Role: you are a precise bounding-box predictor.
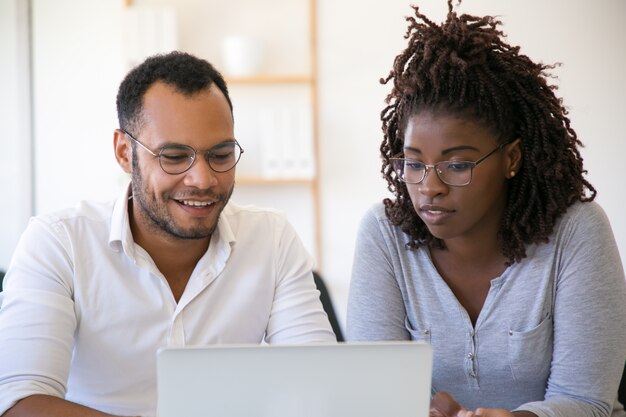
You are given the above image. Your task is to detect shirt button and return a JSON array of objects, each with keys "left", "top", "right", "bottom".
[
  {"left": 423, "top": 329, "right": 430, "bottom": 335},
  {"left": 509, "top": 329, "right": 514, "bottom": 336},
  {"left": 467, "top": 352, "right": 474, "bottom": 359}
]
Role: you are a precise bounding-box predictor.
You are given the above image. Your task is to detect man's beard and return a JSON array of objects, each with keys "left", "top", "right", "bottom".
[{"left": 130, "top": 152, "right": 233, "bottom": 240}]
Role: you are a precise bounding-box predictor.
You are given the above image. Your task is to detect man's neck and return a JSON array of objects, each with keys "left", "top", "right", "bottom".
[{"left": 128, "top": 204, "right": 211, "bottom": 302}]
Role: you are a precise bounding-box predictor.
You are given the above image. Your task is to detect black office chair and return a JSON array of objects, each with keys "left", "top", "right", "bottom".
[
  {"left": 313, "top": 271, "right": 344, "bottom": 342},
  {"left": 617, "top": 364, "right": 626, "bottom": 404}
]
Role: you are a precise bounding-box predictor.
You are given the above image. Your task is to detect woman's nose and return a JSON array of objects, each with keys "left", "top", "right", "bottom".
[{"left": 417, "top": 165, "right": 448, "bottom": 197}]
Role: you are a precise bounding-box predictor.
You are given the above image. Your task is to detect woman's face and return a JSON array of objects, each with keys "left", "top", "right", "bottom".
[{"left": 402, "top": 110, "right": 518, "bottom": 245}]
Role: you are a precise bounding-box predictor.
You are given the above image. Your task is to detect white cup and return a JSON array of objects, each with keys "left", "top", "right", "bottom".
[{"left": 221, "top": 36, "right": 263, "bottom": 77}]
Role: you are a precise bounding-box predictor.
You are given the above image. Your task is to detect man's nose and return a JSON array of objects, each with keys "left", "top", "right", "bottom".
[{"left": 182, "top": 154, "right": 219, "bottom": 189}]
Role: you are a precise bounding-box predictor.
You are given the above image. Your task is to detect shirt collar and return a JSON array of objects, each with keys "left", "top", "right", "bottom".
[
  {"left": 215, "top": 202, "right": 236, "bottom": 247},
  {"left": 108, "top": 182, "right": 134, "bottom": 254}
]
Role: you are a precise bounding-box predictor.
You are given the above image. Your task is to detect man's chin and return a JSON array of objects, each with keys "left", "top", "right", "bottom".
[
  {"left": 170, "top": 228, "right": 216, "bottom": 240},
  {"left": 163, "top": 220, "right": 218, "bottom": 240},
  {"left": 166, "top": 200, "right": 228, "bottom": 239}
]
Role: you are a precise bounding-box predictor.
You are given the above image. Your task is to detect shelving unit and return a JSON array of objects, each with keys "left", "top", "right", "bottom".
[
  {"left": 230, "top": 35, "right": 321, "bottom": 266},
  {"left": 219, "top": 0, "right": 321, "bottom": 264}
]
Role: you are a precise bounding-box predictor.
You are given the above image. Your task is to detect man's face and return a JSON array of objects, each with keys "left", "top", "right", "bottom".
[{"left": 129, "top": 81, "right": 236, "bottom": 241}]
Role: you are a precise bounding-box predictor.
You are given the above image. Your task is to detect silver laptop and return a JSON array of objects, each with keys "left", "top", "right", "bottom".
[{"left": 157, "top": 342, "right": 432, "bottom": 417}]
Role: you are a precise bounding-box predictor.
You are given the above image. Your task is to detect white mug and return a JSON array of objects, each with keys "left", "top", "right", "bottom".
[{"left": 221, "top": 36, "right": 263, "bottom": 77}]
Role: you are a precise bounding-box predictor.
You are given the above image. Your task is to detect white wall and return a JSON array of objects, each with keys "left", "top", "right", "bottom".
[
  {"left": 0, "top": 0, "right": 32, "bottom": 271},
  {"left": 2, "top": 0, "right": 625, "bottom": 332},
  {"left": 31, "top": 0, "right": 127, "bottom": 215}
]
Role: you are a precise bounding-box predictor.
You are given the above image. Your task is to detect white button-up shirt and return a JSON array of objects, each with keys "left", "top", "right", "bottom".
[{"left": 0, "top": 186, "right": 335, "bottom": 416}]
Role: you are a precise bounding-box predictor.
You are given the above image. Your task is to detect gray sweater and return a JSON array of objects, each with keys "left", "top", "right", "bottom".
[{"left": 347, "top": 201, "right": 626, "bottom": 417}]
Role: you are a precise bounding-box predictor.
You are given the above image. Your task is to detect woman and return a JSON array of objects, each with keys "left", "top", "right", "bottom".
[{"left": 346, "top": 2, "right": 626, "bottom": 417}]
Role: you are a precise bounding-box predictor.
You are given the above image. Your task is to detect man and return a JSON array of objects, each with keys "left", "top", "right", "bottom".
[{"left": 0, "top": 51, "right": 335, "bottom": 417}]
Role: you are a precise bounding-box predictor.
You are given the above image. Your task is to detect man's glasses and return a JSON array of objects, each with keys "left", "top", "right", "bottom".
[
  {"left": 122, "top": 129, "right": 244, "bottom": 175},
  {"left": 390, "top": 142, "right": 508, "bottom": 187}
]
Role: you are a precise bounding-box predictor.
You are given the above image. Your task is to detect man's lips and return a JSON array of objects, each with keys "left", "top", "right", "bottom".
[
  {"left": 175, "top": 199, "right": 216, "bottom": 207},
  {"left": 173, "top": 198, "right": 219, "bottom": 217}
]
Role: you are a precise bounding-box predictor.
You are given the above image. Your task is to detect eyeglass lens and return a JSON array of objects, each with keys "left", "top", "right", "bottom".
[
  {"left": 159, "top": 142, "right": 242, "bottom": 174},
  {"left": 392, "top": 160, "right": 474, "bottom": 186}
]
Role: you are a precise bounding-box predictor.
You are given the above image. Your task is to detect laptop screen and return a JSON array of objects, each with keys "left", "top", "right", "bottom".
[{"left": 157, "top": 342, "right": 432, "bottom": 417}]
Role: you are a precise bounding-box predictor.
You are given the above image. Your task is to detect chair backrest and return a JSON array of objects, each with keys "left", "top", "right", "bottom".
[
  {"left": 0, "top": 270, "right": 5, "bottom": 308},
  {"left": 313, "top": 270, "right": 344, "bottom": 342},
  {"left": 617, "top": 363, "right": 626, "bottom": 404}
]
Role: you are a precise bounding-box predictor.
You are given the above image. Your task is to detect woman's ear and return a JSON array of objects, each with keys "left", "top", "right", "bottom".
[
  {"left": 114, "top": 129, "right": 132, "bottom": 174},
  {"left": 504, "top": 138, "right": 522, "bottom": 179}
]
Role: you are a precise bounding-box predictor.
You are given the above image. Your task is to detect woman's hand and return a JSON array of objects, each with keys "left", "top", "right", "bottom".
[
  {"left": 430, "top": 393, "right": 535, "bottom": 417},
  {"left": 457, "top": 408, "right": 535, "bottom": 417},
  {"left": 429, "top": 392, "right": 463, "bottom": 417},
  {"left": 457, "top": 409, "right": 511, "bottom": 417}
]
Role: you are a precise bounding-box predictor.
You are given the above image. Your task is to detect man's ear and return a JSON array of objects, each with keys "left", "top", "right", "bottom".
[
  {"left": 114, "top": 129, "right": 132, "bottom": 174},
  {"left": 504, "top": 138, "right": 522, "bottom": 179}
]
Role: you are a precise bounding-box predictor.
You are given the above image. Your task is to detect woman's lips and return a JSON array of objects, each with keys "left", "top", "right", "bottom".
[{"left": 419, "top": 204, "right": 454, "bottom": 224}]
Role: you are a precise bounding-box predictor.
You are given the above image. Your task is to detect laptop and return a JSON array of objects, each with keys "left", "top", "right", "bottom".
[{"left": 157, "top": 342, "right": 432, "bottom": 417}]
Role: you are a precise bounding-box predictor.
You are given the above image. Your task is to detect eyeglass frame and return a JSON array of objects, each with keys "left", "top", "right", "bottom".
[
  {"left": 121, "top": 129, "right": 244, "bottom": 175},
  {"left": 389, "top": 141, "right": 511, "bottom": 187}
]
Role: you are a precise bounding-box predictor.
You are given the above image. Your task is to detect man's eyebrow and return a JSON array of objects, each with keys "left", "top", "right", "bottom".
[{"left": 159, "top": 139, "right": 236, "bottom": 149}]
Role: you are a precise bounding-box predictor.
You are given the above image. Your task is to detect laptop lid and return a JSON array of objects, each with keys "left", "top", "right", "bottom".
[{"left": 157, "top": 342, "right": 432, "bottom": 417}]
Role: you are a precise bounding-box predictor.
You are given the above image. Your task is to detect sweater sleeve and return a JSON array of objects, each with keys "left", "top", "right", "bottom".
[
  {"left": 515, "top": 202, "right": 626, "bottom": 417},
  {"left": 346, "top": 205, "right": 411, "bottom": 341}
]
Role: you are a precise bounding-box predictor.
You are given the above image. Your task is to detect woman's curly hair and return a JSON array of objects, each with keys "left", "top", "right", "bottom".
[{"left": 380, "top": 1, "right": 596, "bottom": 263}]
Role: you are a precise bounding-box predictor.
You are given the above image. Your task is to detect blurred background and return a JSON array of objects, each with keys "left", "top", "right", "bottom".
[{"left": 1, "top": 0, "right": 625, "bottom": 332}]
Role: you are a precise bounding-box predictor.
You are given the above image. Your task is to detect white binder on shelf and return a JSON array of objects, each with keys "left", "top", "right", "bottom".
[
  {"left": 258, "top": 105, "right": 314, "bottom": 179},
  {"left": 294, "top": 107, "right": 315, "bottom": 179},
  {"left": 258, "top": 108, "right": 282, "bottom": 179}
]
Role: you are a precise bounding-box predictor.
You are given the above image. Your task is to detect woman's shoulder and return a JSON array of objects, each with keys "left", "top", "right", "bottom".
[
  {"left": 359, "top": 202, "right": 395, "bottom": 232},
  {"left": 364, "top": 201, "right": 388, "bottom": 219},
  {"left": 540, "top": 200, "right": 621, "bottom": 261},
  {"left": 555, "top": 200, "right": 610, "bottom": 232},
  {"left": 357, "top": 201, "right": 418, "bottom": 249}
]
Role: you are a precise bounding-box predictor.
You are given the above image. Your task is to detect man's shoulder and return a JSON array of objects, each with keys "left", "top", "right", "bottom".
[
  {"left": 222, "top": 201, "right": 287, "bottom": 225},
  {"left": 218, "top": 201, "right": 293, "bottom": 246},
  {"left": 35, "top": 198, "right": 116, "bottom": 228}
]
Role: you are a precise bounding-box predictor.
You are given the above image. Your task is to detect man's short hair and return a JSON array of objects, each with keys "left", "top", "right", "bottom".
[{"left": 116, "top": 51, "right": 232, "bottom": 133}]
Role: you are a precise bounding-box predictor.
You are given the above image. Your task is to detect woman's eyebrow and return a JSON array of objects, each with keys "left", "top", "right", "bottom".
[
  {"left": 403, "top": 145, "right": 480, "bottom": 155},
  {"left": 441, "top": 145, "right": 480, "bottom": 155}
]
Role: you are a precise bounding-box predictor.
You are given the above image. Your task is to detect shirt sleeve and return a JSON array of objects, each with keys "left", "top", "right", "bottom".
[
  {"left": 264, "top": 217, "right": 337, "bottom": 344},
  {"left": 515, "top": 202, "right": 626, "bottom": 417},
  {"left": 346, "top": 206, "right": 411, "bottom": 341},
  {"left": 0, "top": 217, "right": 78, "bottom": 415}
]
